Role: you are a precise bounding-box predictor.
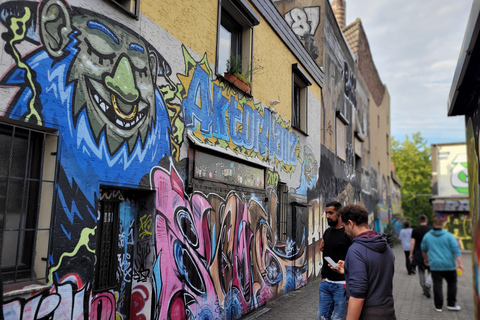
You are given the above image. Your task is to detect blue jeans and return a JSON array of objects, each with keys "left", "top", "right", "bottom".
[{"left": 318, "top": 281, "right": 347, "bottom": 320}]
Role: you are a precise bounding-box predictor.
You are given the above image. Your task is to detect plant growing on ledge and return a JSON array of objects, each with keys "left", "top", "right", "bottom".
[{"left": 224, "top": 55, "right": 263, "bottom": 93}]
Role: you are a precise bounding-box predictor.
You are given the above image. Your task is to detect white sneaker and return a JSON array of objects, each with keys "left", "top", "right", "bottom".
[
  {"left": 435, "top": 308, "right": 442, "bottom": 312},
  {"left": 447, "top": 305, "right": 461, "bottom": 311}
]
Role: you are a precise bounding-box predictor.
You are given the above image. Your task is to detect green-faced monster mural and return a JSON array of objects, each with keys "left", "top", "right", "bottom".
[{"left": 0, "top": 0, "right": 171, "bottom": 283}]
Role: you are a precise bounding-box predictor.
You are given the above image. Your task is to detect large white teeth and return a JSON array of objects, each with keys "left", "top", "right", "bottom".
[{"left": 94, "top": 90, "right": 141, "bottom": 129}]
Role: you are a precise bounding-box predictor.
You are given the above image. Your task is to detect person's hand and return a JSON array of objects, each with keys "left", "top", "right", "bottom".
[
  {"left": 409, "top": 253, "right": 413, "bottom": 261},
  {"left": 329, "top": 260, "right": 345, "bottom": 274},
  {"left": 458, "top": 264, "right": 464, "bottom": 272},
  {"left": 423, "top": 258, "right": 429, "bottom": 266}
]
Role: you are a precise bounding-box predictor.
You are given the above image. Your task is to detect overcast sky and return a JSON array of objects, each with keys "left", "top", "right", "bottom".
[{"left": 345, "top": 1, "right": 473, "bottom": 146}]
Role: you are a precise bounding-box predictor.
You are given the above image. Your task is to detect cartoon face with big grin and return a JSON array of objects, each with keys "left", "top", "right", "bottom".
[
  {"left": 1, "top": 0, "right": 171, "bottom": 203},
  {"left": 68, "top": 16, "right": 159, "bottom": 154}
]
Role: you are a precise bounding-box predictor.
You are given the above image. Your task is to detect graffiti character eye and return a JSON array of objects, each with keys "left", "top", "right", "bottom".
[
  {"left": 168, "top": 291, "right": 196, "bottom": 320},
  {"left": 85, "top": 38, "right": 115, "bottom": 64},
  {"left": 173, "top": 241, "right": 206, "bottom": 295},
  {"left": 135, "top": 67, "right": 148, "bottom": 78},
  {"left": 175, "top": 208, "right": 199, "bottom": 249}
]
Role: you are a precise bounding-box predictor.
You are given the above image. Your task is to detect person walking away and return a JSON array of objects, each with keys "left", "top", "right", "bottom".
[
  {"left": 409, "top": 214, "right": 432, "bottom": 298},
  {"left": 421, "top": 216, "right": 463, "bottom": 312},
  {"left": 318, "top": 201, "right": 352, "bottom": 320},
  {"left": 398, "top": 220, "right": 415, "bottom": 275},
  {"left": 332, "top": 204, "right": 396, "bottom": 320}
]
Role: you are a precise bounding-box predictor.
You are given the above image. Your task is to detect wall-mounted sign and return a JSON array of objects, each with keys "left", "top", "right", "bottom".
[
  {"left": 432, "top": 200, "right": 469, "bottom": 212},
  {"left": 194, "top": 150, "right": 264, "bottom": 189},
  {"left": 436, "top": 144, "right": 468, "bottom": 197}
]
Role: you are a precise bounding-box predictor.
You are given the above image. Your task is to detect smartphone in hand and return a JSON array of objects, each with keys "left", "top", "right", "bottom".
[{"left": 325, "top": 256, "right": 339, "bottom": 269}]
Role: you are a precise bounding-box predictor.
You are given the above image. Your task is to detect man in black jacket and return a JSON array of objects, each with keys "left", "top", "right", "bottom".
[
  {"left": 318, "top": 201, "right": 352, "bottom": 320},
  {"left": 409, "top": 214, "right": 432, "bottom": 298}
]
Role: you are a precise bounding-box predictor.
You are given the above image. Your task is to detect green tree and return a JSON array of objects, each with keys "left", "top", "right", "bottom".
[{"left": 390, "top": 132, "right": 433, "bottom": 224}]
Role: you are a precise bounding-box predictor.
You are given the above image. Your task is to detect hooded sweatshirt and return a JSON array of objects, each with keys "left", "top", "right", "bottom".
[
  {"left": 344, "top": 231, "right": 395, "bottom": 309},
  {"left": 421, "top": 228, "right": 461, "bottom": 271}
]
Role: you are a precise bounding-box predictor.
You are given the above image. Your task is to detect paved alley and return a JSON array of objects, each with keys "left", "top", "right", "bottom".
[{"left": 243, "top": 246, "right": 474, "bottom": 320}]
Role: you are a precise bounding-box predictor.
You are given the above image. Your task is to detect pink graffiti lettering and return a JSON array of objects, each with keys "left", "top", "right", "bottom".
[
  {"left": 130, "top": 285, "right": 149, "bottom": 320},
  {"left": 90, "top": 292, "right": 116, "bottom": 320},
  {"left": 151, "top": 165, "right": 307, "bottom": 319}
]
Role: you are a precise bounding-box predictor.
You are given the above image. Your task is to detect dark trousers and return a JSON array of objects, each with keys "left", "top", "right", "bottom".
[
  {"left": 403, "top": 251, "right": 414, "bottom": 274},
  {"left": 432, "top": 270, "right": 457, "bottom": 309},
  {"left": 359, "top": 304, "right": 397, "bottom": 320}
]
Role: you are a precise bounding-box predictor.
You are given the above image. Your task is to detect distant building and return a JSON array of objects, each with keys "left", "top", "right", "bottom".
[
  {"left": 274, "top": 0, "right": 396, "bottom": 233},
  {"left": 0, "top": 0, "right": 397, "bottom": 318}
]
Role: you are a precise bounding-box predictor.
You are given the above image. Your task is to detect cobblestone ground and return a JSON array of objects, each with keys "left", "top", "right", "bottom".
[{"left": 242, "top": 245, "right": 475, "bottom": 320}]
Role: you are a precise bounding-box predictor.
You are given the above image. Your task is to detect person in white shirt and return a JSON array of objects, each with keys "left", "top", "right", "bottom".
[{"left": 398, "top": 220, "right": 415, "bottom": 275}]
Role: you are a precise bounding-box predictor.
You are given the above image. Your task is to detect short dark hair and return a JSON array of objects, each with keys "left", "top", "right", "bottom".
[
  {"left": 339, "top": 204, "right": 368, "bottom": 226},
  {"left": 418, "top": 214, "right": 427, "bottom": 223},
  {"left": 432, "top": 216, "right": 444, "bottom": 227},
  {"left": 325, "top": 201, "right": 342, "bottom": 211},
  {"left": 403, "top": 220, "right": 410, "bottom": 228}
]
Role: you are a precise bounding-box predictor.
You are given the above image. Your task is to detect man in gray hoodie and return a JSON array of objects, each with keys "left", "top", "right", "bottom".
[{"left": 333, "top": 204, "right": 396, "bottom": 320}]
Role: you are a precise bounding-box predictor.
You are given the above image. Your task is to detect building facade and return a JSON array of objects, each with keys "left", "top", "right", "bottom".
[
  {"left": 448, "top": 1, "right": 480, "bottom": 316},
  {"left": 0, "top": 0, "right": 395, "bottom": 319}
]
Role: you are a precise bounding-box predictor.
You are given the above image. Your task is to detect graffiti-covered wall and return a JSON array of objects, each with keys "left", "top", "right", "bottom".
[
  {"left": 445, "top": 2, "right": 479, "bottom": 316},
  {"left": 0, "top": 0, "right": 321, "bottom": 319},
  {"left": 274, "top": 0, "right": 392, "bottom": 230},
  {"left": 465, "top": 118, "right": 480, "bottom": 316},
  {"left": 0, "top": 0, "right": 393, "bottom": 319},
  {"left": 391, "top": 174, "right": 402, "bottom": 217}
]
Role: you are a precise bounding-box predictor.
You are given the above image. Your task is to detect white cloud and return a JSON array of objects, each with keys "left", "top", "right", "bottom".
[
  {"left": 429, "top": 60, "right": 457, "bottom": 71},
  {"left": 346, "top": 0, "right": 472, "bottom": 145}
]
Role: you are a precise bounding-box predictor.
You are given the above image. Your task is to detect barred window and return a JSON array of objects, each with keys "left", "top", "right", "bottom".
[
  {"left": 0, "top": 122, "right": 57, "bottom": 284},
  {"left": 277, "top": 182, "right": 288, "bottom": 243},
  {"left": 292, "top": 64, "right": 311, "bottom": 134}
]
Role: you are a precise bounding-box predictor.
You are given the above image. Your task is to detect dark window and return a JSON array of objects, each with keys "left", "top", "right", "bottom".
[
  {"left": 0, "top": 123, "right": 57, "bottom": 283},
  {"left": 355, "top": 154, "right": 362, "bottom": 172},
  {"left": 336, "top": 118, "right": 346, "bottom": 160},
  {"left": 108, "top": 0, "right": 139, "bottom": 18},
  {"left": 292, "top": 64, "right": 311, "bottom": 133},
  {"left": 219, "top": 11, "right": 243, "bottom": 75},
  {"left": 277, "top": 182, "right": 288, "bottom": 243},
  {"left": 95, "top": 199, "right": 119, "bottom": 290},
  {"left": 217, "top": 0, "right": 260, "bottom": 82},
  {"left": 293, "top": 83, "right": 301, "bottom": 129},
  {"left": 386, "top": 134, "right": 390, "bottom": 155}
]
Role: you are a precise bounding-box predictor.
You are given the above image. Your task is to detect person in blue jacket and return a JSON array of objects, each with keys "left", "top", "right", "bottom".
[
  {"left": 421, "top": 216, "right": 464, "bottom": 312},
  {"left": 330, "top": 204, "right": 396, "bottom": 320}
]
